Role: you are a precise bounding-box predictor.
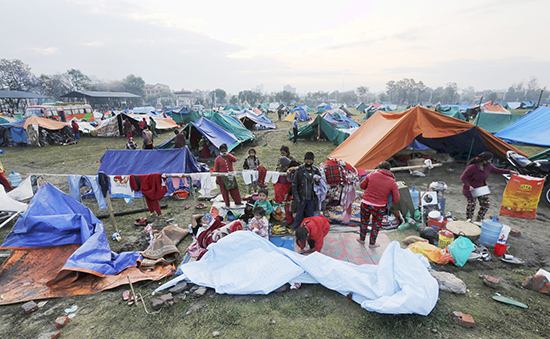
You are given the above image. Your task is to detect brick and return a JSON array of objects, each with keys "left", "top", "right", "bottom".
[
  {"left": 159, "top": 293, "right": 173, "bottom": 302},
  {"left": 452, "top": 311, "right": 475, "bottom": 327},
  {"left": 482, "top": 275, "right": 500, "bottom": 288},
  {"left": 510, "top": 228, "right": 521, "bottom": 237},
  {"left": 169, "top": 282, "right": 188, "bottom": 294},
  {"left": 22, "top": 301, "right": 38, "bottom": 314},
  {"left": 151, "top": 299, "right": 164, "bottom": 309},
  {"left": 55, "top": 316, "right": 69, "bottom": 328},
  {"left": 193, "top": 286, "right": 207, "bottom": 297}
]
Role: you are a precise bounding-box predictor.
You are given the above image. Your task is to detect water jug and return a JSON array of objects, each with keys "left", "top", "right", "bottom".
[
  {"left": 479, "top": 215, "right": 503, "bottom": 248},
  {"left": 438, "top": 195, "right": 446, "bottom": 215},
  {"left": 9, "top": 170, "right": 21, "bottom": 187},
  {"left": 410, "top": 187, "right": 420, "bottom": 210}
]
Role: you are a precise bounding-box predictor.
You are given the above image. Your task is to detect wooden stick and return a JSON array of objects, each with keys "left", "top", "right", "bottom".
[
  {"left": 104, "top": 192, "right": 118, "bottom": 232},
  {"left": 127, "top": 275, "right": 137, "bottom": 307}
]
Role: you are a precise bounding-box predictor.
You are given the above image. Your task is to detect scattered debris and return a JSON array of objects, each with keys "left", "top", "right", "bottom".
[
  {"left": 193, "top": 286, "right": 207, "bottom": 297},
  {"left": 159, "top": 293, "right": 173, "bottom": 303},
  {"left": 169, "top": 282, "right": 188, "bottom": 294},
  {"left": 37, "top": 331, "right": 61, "bottom": 339},
  {"left": 64, "top": 305, "right": 78, "bottom": 314},
  {"left": 22, "top": 301, "right": 39, "bottom": 314},
  {"left": 430, "top": 271, "right": 466, "bottom": 294},
  {"left": 452, "top": 311, "right": 475, "bottom": 327},
  {"left": 522, "top": 274, "right": 550, "bottom": 294},
  {"left": 151, "top": 299, "right": 164, "bottom": 309},
  {"left": 270, "top": 318, "right": 276, "bottom": 324},
  {"left": 480, "top": 275, "right": 500, "bottom": 288},
  {"left": 212, "top": 331, "right": 220, "bottom": 337},
  {"left": 55, "top": 316, "right": 69, "bottom": 328},
  {"left": 492, "top": 295, "right": 528, "bottom": 309},
  {"left": 37, "top": 301, "right": 48, "bottom": 308},
  {"left": 509, "top": 228, "right": 521, "bottom": 237}
]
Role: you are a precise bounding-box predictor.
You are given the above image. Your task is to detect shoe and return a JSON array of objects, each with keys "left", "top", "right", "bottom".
[
  {"left": 195, "top": 203, "right": 207, "bottom": 209},
  {"left": 134, "top": 217, "right": 147, "bottom": 226},
  {"left": 356, "top": 238, "right": 365, "bottom": 244},
  {"left": 184, "top": 204, "right": 191, "bottom": 210},
  {"left": 501, "top": 254, "right": 525, "bottom": 265}
]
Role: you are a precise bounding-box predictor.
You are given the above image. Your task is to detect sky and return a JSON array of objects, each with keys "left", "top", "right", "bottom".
[{"left": 1, "top": 0, "right": 549, "bottom": 95}]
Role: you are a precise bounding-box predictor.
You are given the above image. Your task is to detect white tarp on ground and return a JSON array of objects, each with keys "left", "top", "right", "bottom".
[
  {"left": 7, "top": 176, "right": 34, "bottom": 201},
  {"left": 154, "top": 231, "right": 439, "bottom": 315},
  {"left": 0, "top": 184, "right": 28, "bottom": 212}
]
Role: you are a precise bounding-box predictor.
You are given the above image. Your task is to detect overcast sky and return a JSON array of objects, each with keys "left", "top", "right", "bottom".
[{"left": 1, "top": 0, "right": 549, "bottom": 95}]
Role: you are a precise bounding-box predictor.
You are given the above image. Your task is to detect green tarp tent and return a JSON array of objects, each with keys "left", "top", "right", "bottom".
[
  {"left": 529, "top": 148, "right": 550, "bottom": 161},
  {"left": 202, "top": 111, "right": 255, "bottom": 142},
  {"left": 289, "top": 115, "right": 351, "bottom": 145},
  {"left": 472, "top": 112, "right": 524, "bottom": 134},
  {"left": 436, "top": 106, "right": 465, "bottom": 121},
  {"left": 171, "top": 110, "right": 202, "bottom": 125}
]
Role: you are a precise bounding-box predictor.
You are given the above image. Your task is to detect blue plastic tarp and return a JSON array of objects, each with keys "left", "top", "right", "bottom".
[
  {"left": 154, "top": 232, "right": 439, "bottom": 315},
  {"left": 237, "top": 111, "right": 276, "bottom": 129},
  {"left": 192, "top": 117, "right": 240, "bottom": 151},
  {"left": 495, "top": 107, "right": 550, "bottom": 147},
  {"left": 98, "top": 148, "right": 206, "bottom": 175},
  {"left": 0, "top": 119, "right": 27, "bottom": 143},
  {"left": 0, "top": 183, "right": 141, "bottom": 276}
]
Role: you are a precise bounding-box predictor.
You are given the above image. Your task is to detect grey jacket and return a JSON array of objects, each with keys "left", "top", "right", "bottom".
[{"left": 291, "top": 164, "right": 321, "bottom": 201}]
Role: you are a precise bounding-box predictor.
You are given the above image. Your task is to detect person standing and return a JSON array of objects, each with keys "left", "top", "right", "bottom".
[
  {"left": 174, "top": 129, "right": 187, "bottom": 148},
  {"left": 123, "top": 118, "right": 134, "bottom": 138},
  {"left": 215, "top": 143, "right": 242, "bottom": 207},
  {"left": 71, "top": 120, "right": 80, "bottom": 139},
  {"left": 142, "top": 126, "right": 154, "bottom": 149},
  {"left": 461, "top": 152, "right": 517, "bottom": 222},
  {"left": 292, "top": 152, "right": 321, "bottom": 230},
  {"left": 292, "top": 116, "right": 299, "bottom": 144},
  {"left": 138, "top": 117, "right": 147, "bottom": 132},
  {"left": 358, "top": 161, "right": 400, "bottom": 247},
  {"left": 149, "top": 117, "right": 158, "bottom": 137}
]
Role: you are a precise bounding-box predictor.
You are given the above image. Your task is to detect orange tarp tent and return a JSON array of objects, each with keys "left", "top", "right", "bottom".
[
  {"left": 23, "top": 116, "right": 69, "bottom": 130},
  {"left": 328, "top": 106, "right": 527, "bottom": 170}
]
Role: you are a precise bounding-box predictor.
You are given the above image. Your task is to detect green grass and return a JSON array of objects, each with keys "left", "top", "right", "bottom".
[{"left": 0, "top": 113, "right": 550, "bottom": 339}]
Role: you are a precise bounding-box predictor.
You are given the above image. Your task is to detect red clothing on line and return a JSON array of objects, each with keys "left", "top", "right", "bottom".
[{"left": 129, "top": 173, "right": 167, "bottom": 215}]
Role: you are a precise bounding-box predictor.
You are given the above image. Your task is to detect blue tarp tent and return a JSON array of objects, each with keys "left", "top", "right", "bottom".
[
  {"left": 495, "top": 107, "right": 550, "bottom": 147},
  {"left": 236, "top": 111, "right": 276, "bottom": 129},
  {"left": 0, "top": 119, "right": 27, "bottom": 145},
  {"left": 98, "top": 148, "right": 207, "bottom": 175},
  {"left": 0, "top": 182, "right": 141, "bottom": 276},
  {"left": 284, "top": 106, "right": 311, "bottom": 122},
  {"left": 190, "top": 117, "right": 241, "bottom": 151}
]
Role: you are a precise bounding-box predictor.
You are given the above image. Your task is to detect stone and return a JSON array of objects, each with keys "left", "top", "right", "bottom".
[
  {"left": 159, "top": 293, "right": 173, "bottom": 302},
  {"left": 55, "top": 316, "right": 69, "bottom": 328},
  {"left": 151, "top": 299, "right": 165, "bottom": 309},
  {"left": 452, "top": 311, "right": 475, "bottom": 327},
  {"left": 481, "top": 275, "right": 500, "bottom": 288},
  {"left": 430, "top": 271, "right": 467, "bottom": 294},
  {"left": 193, "top": 286, "right": 207, "bottom": 297},
  {"left": 37, "top": 331, "right": 61, "bottom": 339},
  {"left": 22, "top": 301, "right": 39, "bottom": 314},
  {"left": 169, "top": 282, "right": 188, "bottom": 294},
  {"left": 212, "top": 331, "right": 220, "bottom": 337},
  {"left": 510, "top": 228, "right": 521, "bottom": 237}
]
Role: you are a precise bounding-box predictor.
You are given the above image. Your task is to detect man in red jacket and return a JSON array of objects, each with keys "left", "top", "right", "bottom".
[
  {"left": 359, "top": 161, "right": 400, "bottom": 247},
  {"left": 295, "top": 215, "right": 330, "bottom": 254}
]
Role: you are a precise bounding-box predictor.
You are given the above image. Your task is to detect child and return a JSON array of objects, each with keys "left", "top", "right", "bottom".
[
  {"left": 253, "top": 188, "right": 273, "bottom": 219},
  {"left": 295, "top": 215, "right": 330, "bottom": 254},
  {"left": 243, "top": 148, "right": 260, "bottom": 193},
  {"left": 248, "top": 206, "right": 269, "bottom": 239}
]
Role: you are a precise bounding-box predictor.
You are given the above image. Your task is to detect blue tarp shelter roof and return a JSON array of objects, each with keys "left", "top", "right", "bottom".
[
  {"left": 98, "top": 148, "right": 206, "bottom": 175},
  {"left": 192, "top": 117, "right": 240, "bottom": 151},
  {"left": 0, "top": 119, "right": 27, "bottom": 144},
  {"left": 495, "top": 107, "right": 550, "bottom": 147},
  {"left": 0, "top": 182, "right": 141, "bottom": 276},
  {"left": 236, "top": 111, "right": 276, "bottom": 129}
]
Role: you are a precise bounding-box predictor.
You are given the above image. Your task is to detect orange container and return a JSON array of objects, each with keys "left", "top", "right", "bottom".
[{"left": 428, "top": 217, "right": 447, "bottom": 231}]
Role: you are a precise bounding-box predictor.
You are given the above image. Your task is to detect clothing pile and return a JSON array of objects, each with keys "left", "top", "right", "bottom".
[{"left": 319, "top": 158, "right": 359, "bottom": 223}]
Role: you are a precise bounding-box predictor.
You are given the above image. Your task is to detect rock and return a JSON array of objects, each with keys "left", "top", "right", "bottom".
[
  {"left": 269, "top": 318, "right": 276, "bottom": 324},
  {"left": 169, "top": 282, "right": 188, "bottom": 294},
  {"left": 431, "top": 328, "right": 438, "bottom": 333},
  {"left": 37, "top": 331, "right": 61, "bottom": 339},
  {"left": 159, "top": 293, "right": 173, "bottom": 302},
  {"left": 212, "top": 331, "right": 220, "bottom": 336},
  {"left": 452, "top": 311, "right": 475, "bottom": 327},
  {"left": 430, "top": 271, "right": 467, "bottom": 294},
  {"left": 193, "top": 286, "right": 207, "bottom": 297},
  {"left": 151, "top": 299, "right": 165, "bottom": 309},
  {"left": 510, "top": 228, "right": 521, "bottom": 237},
  {"left": 22, "top": 301, "right": 39, "bottom": 314},
  {"left": 55, "top": 316, "right": 69, "bottom": 328},
  {"left": 480, "top": 275, "right": 500, "bottom": 288}
]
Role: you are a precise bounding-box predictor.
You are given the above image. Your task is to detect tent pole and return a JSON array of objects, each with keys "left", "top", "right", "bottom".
[
  {"left": 536, "top": 89, "right": 544, "bottom": 109},
  {"left": 466, "top": 96, "right": 484, "bottom": 165}
]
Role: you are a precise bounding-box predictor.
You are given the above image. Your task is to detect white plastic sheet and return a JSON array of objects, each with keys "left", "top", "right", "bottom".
[{"left": 155, "top": 231, "right": 439, "bottom": 315}]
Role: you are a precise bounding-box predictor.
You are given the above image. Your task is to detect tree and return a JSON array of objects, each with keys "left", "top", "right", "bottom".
[
  {"left": 209, "top": 88, "right": 227, "bottom": 106},
  {"left": 39, "top": 69, "right": 92, "bottom": 100},
  {"left": 385, "top": 78, "right": 426, "bottom": 104},
  {"left": 441, "top": 82, "right": 458, "bottom": 104},
  {"left": 461, "top": 86, "right": 476, "bottom": 103},
  {"left": 229, "top": 95, "right": 238, "bottom": 105},
  {"left": 0, "top": 59, "right": 40, "bottom": 92},
  {"left": 148, "top": 91, "right": 175, "bottom": 108},
  {"left": 356, "top": 86, "right": 369, "bottom": 102},
  {"left": 274, "top": 91, "right": 299, "bottom": 105},
  {"left": 65, "top": 69, "right": 91, "bottom": 91},
  {"left": 238, "top": 90, "right": 263, "bottom": 105},
  {"left": 305, "top": 91, "right": 329, "bottom": 105},
  {"left": 340, "top": 92, "right": 358, "bottom": 103},
  {"left": 120, "top": 74, "right": 145, "bottom": 97}
]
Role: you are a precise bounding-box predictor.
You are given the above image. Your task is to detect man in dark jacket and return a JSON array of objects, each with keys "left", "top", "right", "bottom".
[{"left": 292, "top": 152, "right": 321, "bottom": 230}]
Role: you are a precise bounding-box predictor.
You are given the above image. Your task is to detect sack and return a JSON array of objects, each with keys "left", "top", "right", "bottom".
[
  {"left": 221, "top": 175, "right": 238, "bottom": 190},
  {"left": 408, "top": 241, "right": 454, "bottom": 264},
  {"left": 500, "top": 174, "right": 545, "bottom": 219},
  {"left": 447, "top": 236, "right": 475, "bottom": 267}
]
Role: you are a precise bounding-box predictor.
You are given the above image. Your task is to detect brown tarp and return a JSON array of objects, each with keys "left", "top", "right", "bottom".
[
  {"left": 0, "top": 244, "right": 174, "bottom": 305},
  {"left": 22, "top": 116, "right": 70, "bottom": 130},
  {"left": 329, "top": 106, "right": 527, "bottom": 170}
]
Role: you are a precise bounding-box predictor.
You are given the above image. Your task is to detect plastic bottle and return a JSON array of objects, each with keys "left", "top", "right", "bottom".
[
  {"left": 438, "top": 195, "right": 446, "bottom": 215},
  {"left": 497, "top": 225, "right": 511, "bottom": 244},
  {"left": 413, "top": 209, "right": 421, "bottom": 222},
  {"left": 410, "top": 187, "right": 420, "bottom": 210},
  {"left": 479, "top": 215, "right": 503, "bottom": 248},
  {"left": 9, "top": 170, "right": 21, "bottom": 188}
]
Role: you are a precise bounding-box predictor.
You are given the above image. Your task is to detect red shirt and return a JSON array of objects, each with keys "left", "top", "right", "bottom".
[
  {"left": 360, "top": 169, "right": 400, "bottom": 207},
  {"left": 215, "top": 154, "right": 237, "bottom": 183},
  {"left": 297, "top": 215, "right": 331, "bottom": 252}
]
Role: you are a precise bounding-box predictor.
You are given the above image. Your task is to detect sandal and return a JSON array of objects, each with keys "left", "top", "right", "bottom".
[
  {"left": 184, "top": 204, "right": 191, "bottom": 210},
  {"left": 195, "top": 203, "right": 207, "bottom": 209},
  {"left": 501, "top": 254, "right": 525, "bottom": 265},
  {"left": 134, "top": 217, "right": 148, "bottom": 226}
]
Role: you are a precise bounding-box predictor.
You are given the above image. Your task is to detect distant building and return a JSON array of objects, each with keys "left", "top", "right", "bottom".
[
  {"left": 145, "top": 83, "right": 170, "bottom": 97},
  {"left": 283, "top": 85, "right": 296, "bottom": 94},
  {"left": 174, "top": 89, "right": 192, "bottom": 107},
  {"left": 254, "top": 84, "right": 264, "bottom": 93}
]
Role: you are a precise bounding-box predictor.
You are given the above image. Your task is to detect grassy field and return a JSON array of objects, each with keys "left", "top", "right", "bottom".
[{"left": 0, "top": 111, "right": 549, "bottom": 339}]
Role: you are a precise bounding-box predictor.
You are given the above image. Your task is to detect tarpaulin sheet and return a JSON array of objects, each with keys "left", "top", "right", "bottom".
[
  {"left": 473, "top": 112, "right": 523, "bottom": 134},
  {"left": 236, "top": 111, "right": 275, "bottom": 129},
  {"left": 0, "top": 244, "right": 173, "bottom": 305},
  {"left": 0, "top": 119, "right": 27, "bottom": 143},
  {"left": 0, "top": 183, "right": 141, "bottom": 276},
  {"left": 496, "top": 107, "right": 550, "bottom": 147},
  {"left": 128, "top": 114, "right": 178, "bottom": 130},
  {"left": 192, "top": 117, "right": 240, "bottom": 151},
  {"left": 329, "top": 106, "right": 527, "bottom": 169},
  {"left": 204, "top": 111, "right": 256, "bottom": 140},
  {"left": 155, "top": 232, "right": 439, "bottom": 315},
  {"left": 98, "top": 148, "right": 205, "bottom": 175},
  {"left": 23, "top": 116, "right": 69, "bottom": 130},
  {"left": 0, "top": 184, "right": 27, "bottom": 212}
]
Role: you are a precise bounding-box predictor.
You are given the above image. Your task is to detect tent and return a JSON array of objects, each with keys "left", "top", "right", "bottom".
[
  {"left": 0, "top": 119, "right": 26, "bottom": 145},
  {"left": 316, "top": 105, "right": 332, "bottom": 113},
  {"left": 203, "top": 111, "right": 255, "bottom": 141},
  {"left": 224, "top": 104, "right": 244, "bottom": 111},
  {"left": 236, "top": 110, "right": 275, "bottom": 130},
  {"left": 472, "top": 112, "right": 524, "bottom": 133},
  {"left": 356, "top": 102, "right": 368, "bottom": 112},
  {"left": 482, "top": 104, "right": 511, "bottom": 114},
  {"left": 495, "top": 107, "right": 550, "bottom": 147},
  {"left": 290, "top": 114, "right": 353, "bottom": 146},
  {"left": 436, "top": 106, "right": 465, "bottom": 121},
  {"left": 329, "top": 106, "right": 527, "bottom": 169},
  {"left": 320, "top": 112, "right": 360, "bottom": 128},
  {"left": 283, "top": 106, "right": 310, "bottom": 122},
  {"left": 507, "top": 102, "right": 521, "bottom": 110},
  {"left": 98, "top": 148, "right": 207, "bottom": 175},
  {"left": 187, "top": 117, "right": 241, "bottom": 151},
  {"left": 168, "top": 107, "right": 202, "bottom": 125},
  {"left": 23, "top": 116, "right": 69, "bottom": 130}
]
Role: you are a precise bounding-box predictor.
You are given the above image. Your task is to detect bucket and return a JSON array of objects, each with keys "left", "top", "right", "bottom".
[
  {"left": 9, "top": 170, "right": 21, "bottom": 188},
  {"left": 408, "top": 158, "right": 426, "bottom": 173},
  {"left": 478, "top": 215, "right": 503, "bottom": 248},
  {"left": 494, "top": 243, "right": 508, "bottom": 256},
  {"left": 438, "top": 229, "right": 454, "bottom": 249},
  {"left": 471, "top": 185, "right": 490, "bottom": 198}
]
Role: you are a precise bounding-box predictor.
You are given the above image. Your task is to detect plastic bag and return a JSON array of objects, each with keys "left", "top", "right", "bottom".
[
  {"left": 500, "top": 174, "right": 545, "bottom": 219},
  {"left": 408, "top": 241, "right": 454, "bottom": 264},
  {"left": 271, "top": 204, "right": 285, "bottom": 222},
  {"left": 447, "top": 236, "right": 474, "bottom": 267}
]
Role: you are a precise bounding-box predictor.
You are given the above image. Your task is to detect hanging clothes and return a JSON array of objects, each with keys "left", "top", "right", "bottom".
[
  {"left": 68, "top": 175, "right": 108, "bottom": 210},
  {"left": 109, "top": 175, "right": 134, "bottom": 203},
  {"left": 265, "top": 171, "right": 281, "bottom": 184},
  {"left": 198, "top": 172, "right": 213, "bottom": 196},
  {"left": 313, "top": 174, "right": 328, "bottom": 211},
  {"left": 242, "top": 170, "right": 258, "bottom": 185},
  {"left": 129, "top": 173, "right": 167, "bottom": 215}
]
